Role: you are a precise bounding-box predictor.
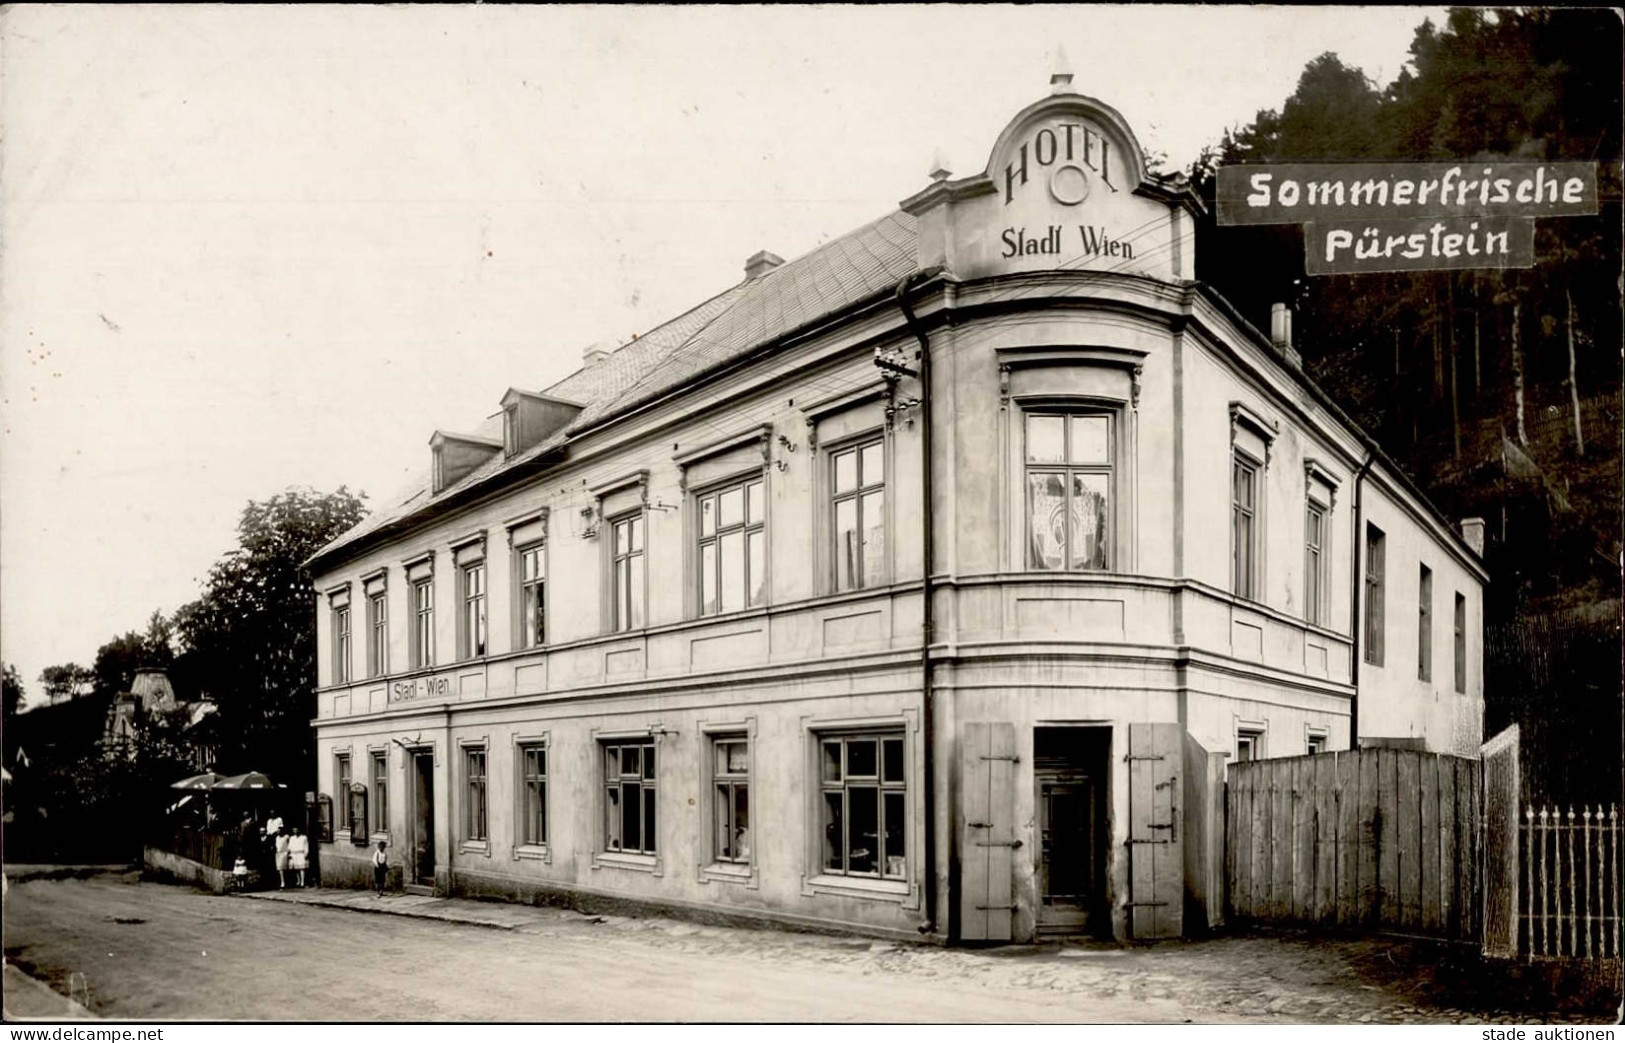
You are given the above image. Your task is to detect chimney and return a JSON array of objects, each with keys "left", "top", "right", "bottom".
[
  {"left": 1460, "top": 517, "right": 1486, "bottom": 556},
  {"left": 744, "top": 250, "right": 784, "bottom": 281},
  {"left": 1269, "top": 302, "right": 1303, "bottom": 367},
  {"left": 582, "top": 340, "right": 612, "bottom": 367}
]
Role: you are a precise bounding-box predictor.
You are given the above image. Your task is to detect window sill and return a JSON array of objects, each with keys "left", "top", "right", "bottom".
[
  {"left": 514, "top": 844, "right": 551, "bottom": 863},
  {"left": 593, "top": 851, "right": 659, "bottom": 874},
  {"left": 804, "top": 873, "right": 910, "bottom": 902},
  {"left": 459, "top": 840, "right": 491, "bottom": 857},
  {"left": 699, "top": 861, "right": 756, "bottom": 887}
]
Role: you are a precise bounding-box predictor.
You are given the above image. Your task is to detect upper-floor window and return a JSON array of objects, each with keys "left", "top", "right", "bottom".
[
  {"left": 1232, "top": 454, "right": 1260, "bottom": 600},
  {"left": 1418, "top": 564, "right": 1433, "bottom": 682},
  {"left": 1364, "top": 525, "right": 1386, "bottom": 666},
  {"left": 332, "top": 605, "right": 351, "bottom": 685},
  {"left": 603, "top": 739, "right": 657, "bottom": 855},
  {"left": 518, "top": 545, "right": 546, "bottom": 649},
  {"left": 698, "top": 477, "right": 764, "bottom": 615},
  {"left": 832, "top": 438, "right": 885, "bottom": 591},
  {"left": 1025, "top": 413, "right": 1111, "bottom": 571},
  {"left": 610, "top": 514, "right": 645, "bottom": 632},
  {"left": 460, "top": 563, "right": 487, "bottom": 660},
  {"left": 367, "top": 592, "right": 388, "bottom": 678},
  {"left": 1304, "top": 499, "right": 1327, "bottom": 625},
  {"left": 1453, "top": 592, "right": 1467, "bottom": 694},
  {"left": 412, "top": 578, "right": 434, "bottom": 669}
]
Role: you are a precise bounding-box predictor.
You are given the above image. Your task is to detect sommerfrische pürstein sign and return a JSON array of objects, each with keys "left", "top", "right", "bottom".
[{"left": 1216, "top": 162, "right": 1598, "bottom": 274}]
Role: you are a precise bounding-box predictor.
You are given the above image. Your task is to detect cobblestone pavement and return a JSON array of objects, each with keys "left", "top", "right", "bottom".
[{"left": 4, "top": 869, "right": 1617, "bottom": 1022}]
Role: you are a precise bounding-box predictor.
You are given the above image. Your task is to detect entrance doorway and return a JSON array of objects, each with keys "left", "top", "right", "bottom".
[
  {"left": 1034, "top": 726, "right": 1110, "bottom": 936},
  {"left": 411, "top": 751, "right": 435, "bottom": 886}
]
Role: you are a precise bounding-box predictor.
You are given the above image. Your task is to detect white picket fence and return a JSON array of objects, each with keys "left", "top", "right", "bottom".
[{"left": 1520, "top": 804, "right": 1621, "bottom": 958}]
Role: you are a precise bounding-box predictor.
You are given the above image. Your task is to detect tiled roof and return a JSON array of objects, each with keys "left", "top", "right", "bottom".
[{"left": 309, "top": 210, "right": 919, "bottom": 568}]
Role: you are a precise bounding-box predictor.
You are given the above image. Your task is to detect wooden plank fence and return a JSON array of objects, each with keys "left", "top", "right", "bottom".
[
  {"left": 1226, "top": 748, "right": 1482, "bottom": 942},
  {"left": 1520, "top": 804, "right": 1622, "bottom": 959}
]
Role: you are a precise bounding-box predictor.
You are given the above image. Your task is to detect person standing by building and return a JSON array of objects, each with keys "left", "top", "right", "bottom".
[
  {"left": 371, "top": 840, "right": 388, "bottom": 897},
  {"left": 274, "top": 829, "right": 291, "bottom": 889},
  {"left": 288, "top": 828, "right": 309, "bottom": 888}
]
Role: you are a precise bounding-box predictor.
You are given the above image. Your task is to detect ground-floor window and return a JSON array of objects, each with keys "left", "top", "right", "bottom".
[
  {"left": 711, "top": 736, "right": 749, "bottom": 864},
  {"left": 335, "top": 753, "right": 352, "bottom": 830},
  {"left": 819, "top": 733, "right": 905, "bottom": 879},
  {"left": 1236, "top": 726, "right": 1265, "bottom": 763},
  {"left": 371, "top": 751, "right": 388, "bottom": 834},
  {"left": 520, "top": 744, "right": 547, "bottom": 847},
  {"left": 603, "top": 739, "right": 657, "bottom": 855},
  {"left": 463, "top": 747, "right": 487, "bottom": 842}
]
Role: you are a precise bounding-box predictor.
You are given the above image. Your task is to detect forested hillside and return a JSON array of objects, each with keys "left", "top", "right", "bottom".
[{"left": 1189, "top": 8, "right": 1620, "bottom": 801}]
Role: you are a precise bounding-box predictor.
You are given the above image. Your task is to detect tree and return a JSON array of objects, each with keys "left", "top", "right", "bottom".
[
  {"left": 91, "top": 632, "right": 147, "bottom": 699},
  {"left": 1190, "top": 6, "right": 1620, "bottom": 617},
  {"left": 38, "top": 663, "right": 93, "bottom": 705},
  {"left": 3, "top": 663, "right": 22, "bottom": 720},
  {"left": 173, "top": 486, "right": 367, "bottom": 786}
]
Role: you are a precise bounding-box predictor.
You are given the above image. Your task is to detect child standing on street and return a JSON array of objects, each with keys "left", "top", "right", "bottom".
[{"left": 372, "top": 840, "right": 389, "bottom": 896}]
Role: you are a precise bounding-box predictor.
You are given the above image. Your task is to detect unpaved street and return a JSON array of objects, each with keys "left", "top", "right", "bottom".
[{"left": 1, "top": 869, "right": 1609, "bottom": 1022}]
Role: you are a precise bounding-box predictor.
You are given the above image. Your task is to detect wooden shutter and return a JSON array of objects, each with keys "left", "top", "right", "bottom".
[
  {"left": 1128, "top": 721, "right": 1184, "bottom": 939},
  {"left": 958, "top": 722, "right": 1017, "bottom": 941}
]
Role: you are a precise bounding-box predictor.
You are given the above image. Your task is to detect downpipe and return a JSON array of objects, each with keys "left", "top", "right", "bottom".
[
  {"left": 1348, "top": 442, "right": 1377, "bottom": 748},
  {"left": 892, "top": 269, "right": 941, "bottom": 937}
]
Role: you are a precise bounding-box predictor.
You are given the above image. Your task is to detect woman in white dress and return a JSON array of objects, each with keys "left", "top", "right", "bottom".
[
  {"left": 288, "top": 828, "right": 309, "bottom": 888},
  {"left": 274, "top": 830, "right": 291, "bottom": 889}
]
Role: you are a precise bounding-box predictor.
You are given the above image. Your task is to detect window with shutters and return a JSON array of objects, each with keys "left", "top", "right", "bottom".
[
  {"left": 1025, "top": 412, "right": 1112, "bottom": 571},
  {"left": 831, "top": 438, "right": 886, "bottom": 591},
  {"left": 602, "top": 739, "right": 657, "bottom": 856},
  {"left": 371, "top": 751, "right": 388, "bottom": 835},
  {"left": 335, "top": 753, "right": 352, "bottom": 830},
  {"left": 698, "top": 476, "right": 765, "bottom": 615},
  {"left": 818, "top": 733, "right": 906, "bottom": 880}
]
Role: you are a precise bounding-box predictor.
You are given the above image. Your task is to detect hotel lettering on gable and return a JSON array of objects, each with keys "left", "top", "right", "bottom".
[{"left": 307, "top": 74, "right": 1488, "bottom": 943}]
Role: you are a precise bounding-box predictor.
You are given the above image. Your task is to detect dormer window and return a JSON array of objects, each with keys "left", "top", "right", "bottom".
[
  {"left": 499, "top": 389, "right": 584, "bottom": 459},
  {"left": 429, "top": 431, "right": 503, "bottom": 494}
]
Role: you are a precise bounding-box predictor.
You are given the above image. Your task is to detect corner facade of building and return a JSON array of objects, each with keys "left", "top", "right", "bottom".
[{"left": 306, "top": 86, "right": 1487, "bottom": 944}]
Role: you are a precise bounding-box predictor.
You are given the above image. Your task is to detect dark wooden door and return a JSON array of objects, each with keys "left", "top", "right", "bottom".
[
  {"left": 1038, "top": 779, "right": 1100, "bottom": 932},
  {"left": 413, "top": 752, "right": 435, "bottom": 885}
]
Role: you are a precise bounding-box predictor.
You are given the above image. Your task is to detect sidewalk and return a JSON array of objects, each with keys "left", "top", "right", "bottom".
[
  {"left": 3, "top": 962, "right": 96, "bottom": 1020},
  {"left": 242, "top": 886, "right": 544, "bottom": 930}
]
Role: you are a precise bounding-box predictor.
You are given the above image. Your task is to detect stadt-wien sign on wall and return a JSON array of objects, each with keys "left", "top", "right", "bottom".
[{"left": 1215, "top": 161, "right": 1598, "bottom": 274}]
